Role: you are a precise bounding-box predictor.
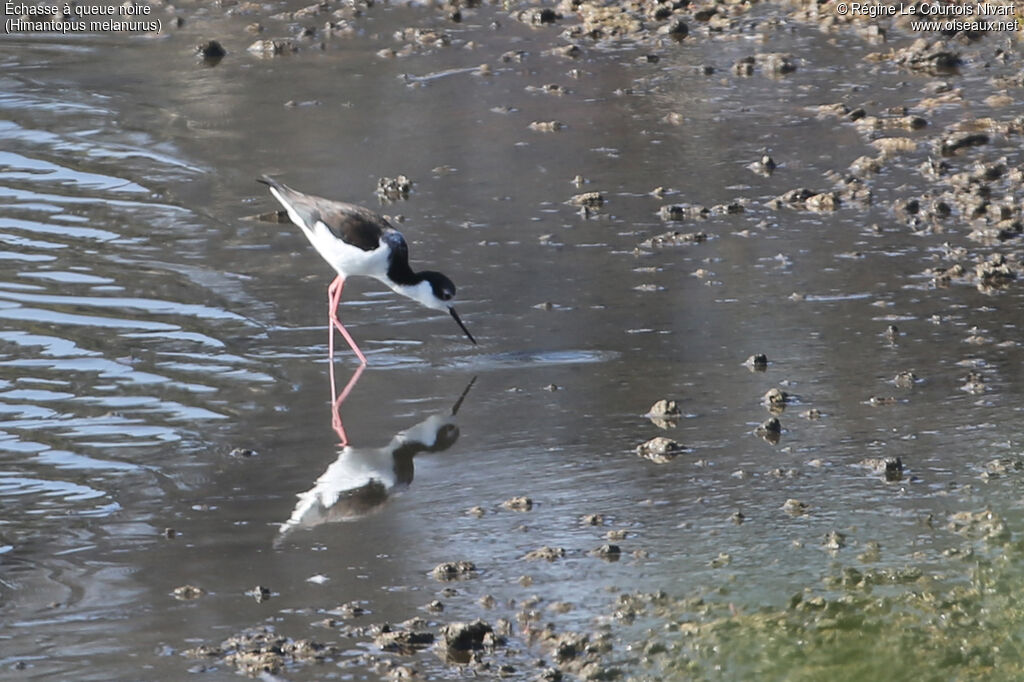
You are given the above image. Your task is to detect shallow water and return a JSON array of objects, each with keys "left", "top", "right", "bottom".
[{"left": 3, "top": 1, "right": 1024, "bottom": 679}]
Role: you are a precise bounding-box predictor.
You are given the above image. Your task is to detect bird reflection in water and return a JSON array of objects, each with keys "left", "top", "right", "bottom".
[{"left": 279, "top": 375, "right": 475, "bottom": 537}]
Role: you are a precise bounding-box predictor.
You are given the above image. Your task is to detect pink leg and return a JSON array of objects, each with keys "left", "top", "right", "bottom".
[
  {"left": 327, "top": 275, "right": 368, "bottom": 377},
  {"left": 330, "top": 363, "right": 365, "bottom": 446}
]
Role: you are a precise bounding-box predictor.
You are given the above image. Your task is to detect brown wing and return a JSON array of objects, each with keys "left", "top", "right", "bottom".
[{"left": 259, "top": 175, "right": 390, "bottom": 252}]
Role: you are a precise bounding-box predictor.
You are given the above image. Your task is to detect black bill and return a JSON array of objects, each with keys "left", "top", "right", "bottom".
[{"left": 449, "top": 307, "right": 476, "bottom": 345}]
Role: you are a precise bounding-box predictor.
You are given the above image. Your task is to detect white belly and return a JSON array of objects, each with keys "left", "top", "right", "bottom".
[{"left": 308, "top": 219, "right": 391, "bottom": 280}]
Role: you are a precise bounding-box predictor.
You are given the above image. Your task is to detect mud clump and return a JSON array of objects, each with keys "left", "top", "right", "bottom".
[
  {"left": 531, "top": 625, "right": 617, "bottom": 679},
  {"left": 590, "top": 543, "right": 622, "bottom": 560},
  {"left": 246, "top": 585, "right": 272, "bottom": 603},
  {"left": 376, "top": 175, "right": 412, "bottom": 201},
  {"left": 501, "top": 496, "right": 533, "bottom": 511},
  {"left": 893, "top": 371, "right": 918, "bottom": 388},
  {"left": 975, "top": 253, "right": 1018, "bottom": 289},
  {"left": 172, "top": 585, "right": 204, "bottom": 600},
  {"left": 859, "top": 456, "right": 904, "bottom": 482},
  {"left": 440, "top": 619, "right": 498, "bottom": 651},
  {"left": 639, "top": 230, "right": 708, "bottom": 248},
  {"left": 656, "top": 203, "right": 708, "bottom": 221},
  {"left": 247, "top": 38, "right": 298, "bottom": 56},
  {"left": 646, "top": 398, "right": 681, "bottom": 428},
  {"left": 762, "top": 388, "right": 789, "bottom": 412},
  {"left": 529, "top": 120, "right": 566, "bottom": 132},
  {"left": 432, "top": 560, "right": 477, "bottom": 581},
  {"left": 980, "top": 458, "right": 1024, "bottom": 481},
  {"left": 374, "top": 624, "right": 436, "bottom": 653},
  {"left": 523, "top": 546, "right": 566, "bottom": 561},
  {"left": 568, "top": 191, "right": 604, "bottom": 207},
  {"left": 884, "top": 38, "right": 962, "bottom": 74},
  {"left": 947, "top": 508, "right": 1011, "bottom": 544},
  {"left": 657, "top": 17, "right": 688, "bottom": 39},
  {"left": 939, "top": 131, "right": 990, "bottom": 156},
  {"left": 744, "top": 353, "right": 768, "bottom": 371},
  {"left": 769, "top": 188, "right": 840, "bottom": 212},
  {"left": 747, "top": 153, "right": 776, "bottom": 176},
  {"left": 823, "top": 530, "right": 846, "bottom": 551},
  {"left": 758, "top": 52, "right": 798, "bottom": 75},
  {"left": 884, "top": 457, "right": 904, "bottom": 481},
  {"left": 512, "top": 6, "right": 560, "bottom": 26},
  {"left": 636, "top": 436, "right": 683, "bottom": 463},
  {"left": 184, "top": 626, "right": 337, "bottom": 676},
  {"left": 195, "top": 39, "right": 226, "bottom": 62},
  {"left": 756, "top": 417, "right": 781, "bottom": 443},
  {"left": 782, "top": 498, "right": 809, "bottom": 515}
]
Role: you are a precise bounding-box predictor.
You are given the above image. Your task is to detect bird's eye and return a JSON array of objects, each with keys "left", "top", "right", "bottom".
[{"left": 442, "top": 291, "right": 454, "bottom": 301}]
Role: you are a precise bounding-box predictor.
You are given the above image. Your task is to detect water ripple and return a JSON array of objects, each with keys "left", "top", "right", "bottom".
[{"left": 0, "top": 76, "right": 274, "bottom": 541}]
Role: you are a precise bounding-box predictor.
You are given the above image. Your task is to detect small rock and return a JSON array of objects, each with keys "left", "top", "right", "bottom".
[
  {"left": 640, "top": 230, "right": 709, "bottom": 248},
  {"left": 647, "top": 399, "right": 681, "bottom": 428},
  {"left": 636, "top": 436, "right": 683, "bottom": 463},
  {"left": 758, "top": 52, "right": 796, "bottom": 75},
  {"left": 762, "top": 388, "right": 789, "bottom": 408},
  {"left": 376, "top": 175, "right": 412, "bottom": 201},
  {"left": 195, "top": 39, "right": 227, "bottom": 60},
  {"left": 658, "top": 18, "right": 688, "bottom": 39},
  {"left": 246, "top": 585, "right": 271, "bottom": 603},
  {"left": 590, "top": 544, "right": 621, "bottom": 560},
  {"left": 745, "top": 353, "right": 769, "bottom": 370},
  {"left": 939, "top": 131, "right": 989, "bottom": 156},
  {"left": 647, "top": 398, "right": 681, "bottom": 418},
  {"left": 893, "top": 371, "right": 918, "bottom": 388},
  {"left": 502, "top": 496, "right": 533, "bottom": 511},
  {"left": 568, "top": 191, "right": 604, "bottom": 207},
  {"left": 247, "top": 38, "right": 298, "bottom": 56},
  {"left": 782, "top": 499, "right": 809, "bottom": 515},
  {"left": 173, "top": 585, "right": 204, "bottom": 600},
  {"left": 709, "top": 552, "right": 732, "bottom": 568},
  {"left": 747, "top": 153, "right": 776, "bottom": 176},
  {"left": 733, "top": 56, "right": 755, "bottom": 76},
  {"left": 529, "top": 120, "right": 565, "bottom": 132},
  {"left": 432, "top": 561, "right": 477, "bottom": 581},
  {"left": 884, "top": 457, "right": 904, "bottom": 482},
  {"left": 823, "top": 530, "right": 846, "bottom": 550},
  {"left": 440, "top": 619, "right": 495, "bottom": 650},
  {"left": 523, "top": 546, "right": 565, "bottom": 561},
  {"left": 375, "top": 626, "right": 435, "bottom": 653},
  {"left": 333, "top": 601, "right": 367, "bottom": 618}
]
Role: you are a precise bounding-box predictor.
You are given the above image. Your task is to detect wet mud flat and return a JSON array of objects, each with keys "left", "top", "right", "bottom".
[
  {"left": 147, "top": 0, "right": 1024, "bottom": 679},
  {"left": 4, "top": 0, "right": 1024, "bottom": 678}
]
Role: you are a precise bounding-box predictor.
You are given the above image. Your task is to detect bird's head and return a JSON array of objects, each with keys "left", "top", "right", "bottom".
[{"left": 417, "top": 272, "right": 476, "bottom": 345}]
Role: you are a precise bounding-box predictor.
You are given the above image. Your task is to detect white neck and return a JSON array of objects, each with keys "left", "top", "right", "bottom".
[{"left": 388, "top": 279, "right": 447, "bottom": 311}]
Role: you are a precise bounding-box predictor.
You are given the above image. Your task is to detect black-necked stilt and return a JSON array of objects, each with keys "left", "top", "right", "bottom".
[
  {"left": 258, "top": 175, "right": 476, "bottom": 367},
  {"left": 278, "top": 376, "right": 475, "bottom": 536}
]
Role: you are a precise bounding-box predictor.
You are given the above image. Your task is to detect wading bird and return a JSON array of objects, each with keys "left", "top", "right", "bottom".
[{"left": 258, "top": 175, "right": 476, "bottom": 371}]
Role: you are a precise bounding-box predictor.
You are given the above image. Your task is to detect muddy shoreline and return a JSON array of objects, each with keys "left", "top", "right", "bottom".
[
  {"left": 4, "top": 0, "right": 1024, "bottom": 678},
  {"left": 140, "top": 0, "right": 1024, "bottom": 678}
]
